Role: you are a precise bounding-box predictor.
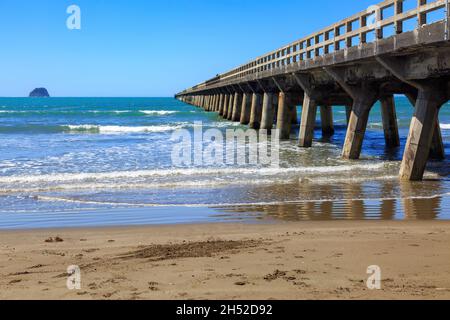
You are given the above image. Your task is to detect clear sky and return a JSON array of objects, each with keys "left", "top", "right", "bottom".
[{"left": 0, "top": 0, "right": 382, "bottom": 97}]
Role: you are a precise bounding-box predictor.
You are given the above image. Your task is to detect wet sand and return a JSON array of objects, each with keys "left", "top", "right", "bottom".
[{"left": 1, "top": 221, "right": 450, "bottom": 300}]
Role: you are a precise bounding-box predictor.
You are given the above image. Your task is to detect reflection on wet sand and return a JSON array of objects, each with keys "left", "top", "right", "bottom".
[
  {"left": 400, "top": 181, "right": 441, "bottom": 220},
  {"left": 214, "top": 179, "right": 448, "bottom": 221}
]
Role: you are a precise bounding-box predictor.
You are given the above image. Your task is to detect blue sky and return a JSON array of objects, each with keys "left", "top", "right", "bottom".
[{"left": 0, "top": 0, "right": 383, "bottom": 97}]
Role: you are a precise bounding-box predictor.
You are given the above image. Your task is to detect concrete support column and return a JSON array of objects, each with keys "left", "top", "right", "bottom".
[
  {"left": 221, "top": 94, "right": 229, "bottom": 117},
  {"left": 298, "top": 93, "right": 318, "bottom": 147},
  {"left": 207, "top": 95, "right": 212, "bottom": 111},
  {"left": 406, "top": 92, "right": 445, "bottom": 160},
  {"left": 210, "top": 95, "right": 215, "bottom": 112},
  {"left": 205, "top": 96, "right": 210, "bottom": 110},
  {"left": 345, "top": 105, "right": 352, "bottom": 124},
  {"left": 215, "top": 94, "right": 220, "bottom": 112},
  {"left": 218, "top": 94, "right": 224, "bottom": 115},
  {"left": 231, "top": 93, "right": 243, "bottom": 122},
  {"left": 249, "top": 93, "right": 263, "bottom": 129},
  {"left": 320, "top": 105, "right": 335, "bottom": 136},
  {"left": 430, "top": 120, "right": 445, "bottom": 160},
  {"left": 400, "top": 88, "right": 446, "bottom": 181},
  {"left": 260, "top": 92, "right": 276, "bottom": 131},
  {"left": 276, "top": 92, "right": 296, "bottom": 139},
  {"left": 342, "top": 96, "right": 376, "bottom": 159},
  {"left": 240, "top": 93, "right": 252, "bottom": 125},
  {"left": 227, "top": 94, "right": 235, "bottom": 120},
  {"left": 380, "top": 95, "right": 400, "bottom": 148},
  {"left": 210, "top": 95, "right": 215, "bottom": 111}
]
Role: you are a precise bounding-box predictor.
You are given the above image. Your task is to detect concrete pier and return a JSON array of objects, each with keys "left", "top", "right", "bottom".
[
  {"left": 320, "top": 105, "right": 334, "bottom": 136},
  {"left": 222, "top": 94, "right": 230, "bottom": 118},
  {"left": 342, "top": 95, "right": 377, "bottom": 159},
  {"left": 218, "top": 94, "right": 225, "bottom": 115},
  {"left": 299, "top": 94, "right": 318, "bottom": 148},
  {"left": 231, "top": 92, "right": 243, "bottom": 122},
  {"left": 260, "top": 92, "right": 276, "bottom": 131},
  {"left": 176, "top": 0, "right": 450, "bottom": 181},
  {"left": 380, "top": 95, "right": 400, "bottom": 148},
  {"left": 227, "top": 94, "right": 234, "bottom": 120},
  {"left": 249, "top": 93, "right": 263, "bottom": 129},
  {"left": 240, "top": 93, "right": 252, "bottom": 125},
  {"left": 400, "top": 87, "right": 447, "bottom": 181},
  {"left": 276, "top": 92, "right": 298, "bottom": 139}
]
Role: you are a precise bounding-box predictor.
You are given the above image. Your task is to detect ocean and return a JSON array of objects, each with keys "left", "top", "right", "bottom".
[{"left": 0, "top": 97, "right": 449, "bottom": 229}]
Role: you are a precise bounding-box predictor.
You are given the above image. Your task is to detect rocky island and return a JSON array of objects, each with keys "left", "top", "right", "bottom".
[{"left": 29, "top": 88, "right": 50, "bottom": 97}]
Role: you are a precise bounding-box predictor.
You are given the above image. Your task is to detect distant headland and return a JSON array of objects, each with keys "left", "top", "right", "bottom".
[{"left": 29, "top": 88, "right": 50, "bottom": 97}]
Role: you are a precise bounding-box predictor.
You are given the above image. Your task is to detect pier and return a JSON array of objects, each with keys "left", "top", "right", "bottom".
[{"left": 176, "top": 0, "right": 450, "bottom": 181}]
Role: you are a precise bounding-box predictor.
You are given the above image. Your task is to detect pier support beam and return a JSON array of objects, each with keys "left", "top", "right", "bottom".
[
  {"left": 215, "top": 94, "right": 220, "bottom": 112},
  {"left": 206, "top": 96, "right": 210, "bottom": 111},
  {"left": 276, "top": 92, "right": 298, "bottom": 139},
  {"left": 324, "top": 68, "right": 378, "bottom": 159},
  {"left": 240, "top": 93, "right": 252, "bottom": 125},
  {"left": 298, "top": 93, "right": 318, "bottom": 147},
  {"left": 406, "top": 92, "right": 445, "bottom": 160},
  {"left": 218, "top": 94, "right": 225, "bottom": 116},
  {"left": 343, "top": 95, "right": 377, "bottom": 159},
  {"left": 222, "top": 94, "right": 230, "bottom": 118},
  {"left": 294, "top": 73, "right": 320, "bottom": 147},
  {"left": 213, "top": 94, "right": 217, "bottom": 111},
  {"left": 380, "top": 95, "right": 400, "bottom": 148},
  {"left": 430, "top": 121, "right": 446, "bottom": 160},
  {"left": 320, "top": 105, "right": 334, "bottom": 136},
  {"left": 249, "top": 93, "right": 263, "bottom": 129},
  {"left": 260, "top": 92, "right": 276, "bottom": 131},
  {"left": 227, "top": 93, "right": 234, "bottom": 120},
  {"left": 232, "top": 92, "right": 243, "bottom": 122},
  {"left": 400, "top": 88, "right": 447, "bottom": 181},
  {"left": 211, "top": 94, "right": 216, "bottom": 112},
  {"left": 209, "top": 95, "right": 214, "bottom": 112},
  {"left": 345, "top": 105, "right": 352, "bottom": 124}
]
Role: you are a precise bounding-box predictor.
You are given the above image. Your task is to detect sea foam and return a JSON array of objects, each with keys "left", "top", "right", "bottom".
[{"left": 65, "top": 124, "right": 182, "bottom": 134}]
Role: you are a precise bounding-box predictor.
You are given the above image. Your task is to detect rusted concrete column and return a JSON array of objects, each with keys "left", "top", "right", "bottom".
[
  {"left": 260, "top": 92, "right": 276, "bottom": 130},
  {"left": 380, "top": 95, "right": 400, "bottom": 148},
  {"left": 231, "top": 93, "right": 243, "bottom": 122},
  {"left": 276, "top": 92, "right": 296, "bottom": 139},
  {"left": 249, "top": 93, "right": 263, "bottom": 129},
  {"left": 298, "top": 93, "right": 318, "bottom": 147},
  {"left": 240, "top": 93, "right": 252, "bottom": 125},
  {"left": 320, "top": 105, "right": 334, "bottom": 136},
  {"left": 400, "top": 88, "right": 446, "bottom": 181},
  {"left": 342, "top": 96, "right": 376, "bottom": 159},
  {"left": 227, "top": 94, "right": 234, "bottom": 120}
]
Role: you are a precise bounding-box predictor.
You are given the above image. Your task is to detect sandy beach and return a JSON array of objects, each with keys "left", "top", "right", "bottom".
[{"left": 1, "top": 220, "right": 450, "bottom": 300}]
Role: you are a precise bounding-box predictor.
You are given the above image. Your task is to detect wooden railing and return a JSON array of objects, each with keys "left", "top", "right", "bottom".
[{"left": 182, "top": 0, "right": 449, "bottom": 94}]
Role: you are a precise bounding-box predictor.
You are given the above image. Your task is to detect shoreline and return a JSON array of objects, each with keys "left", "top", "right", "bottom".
[{"left": 1, "top": 220, "right": 450, "bottom": 300}]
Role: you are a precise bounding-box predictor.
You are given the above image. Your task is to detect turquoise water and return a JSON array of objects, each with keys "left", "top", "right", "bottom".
[{"left": 0, "top": 97, "right": 449, "bottom": 229}]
